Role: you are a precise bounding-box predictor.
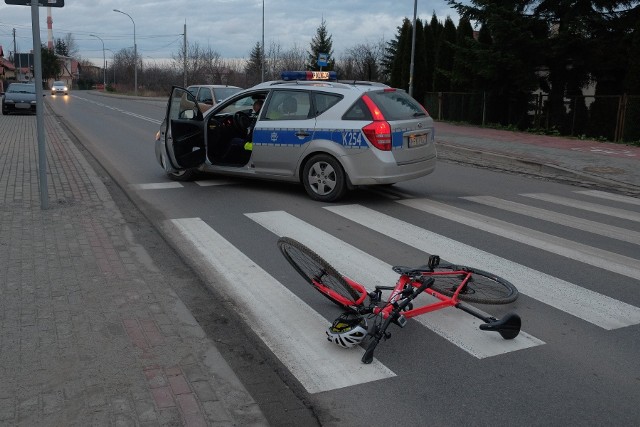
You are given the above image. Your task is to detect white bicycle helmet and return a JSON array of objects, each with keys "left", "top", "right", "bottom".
[{"left": 326, "top": 313, "right": 368, "bottom": 348}]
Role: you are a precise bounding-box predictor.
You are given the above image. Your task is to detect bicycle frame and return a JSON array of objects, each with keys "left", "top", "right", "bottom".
[
  {"left": 312, "top": 268, "right": 479, "bottom": 318},
  {"left": 369, "top": 271, "right": 471, "bottom": 319}
]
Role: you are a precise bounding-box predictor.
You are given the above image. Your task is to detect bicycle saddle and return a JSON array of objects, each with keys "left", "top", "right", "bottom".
[{"left": 479, "top": 313, "right": 521, "bottom": 340}]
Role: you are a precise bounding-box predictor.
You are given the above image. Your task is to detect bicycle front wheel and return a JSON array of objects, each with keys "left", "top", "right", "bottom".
[
  {"left": 429, "top": 264, "right": 518, "bottom": 304},
  {"left": 277, "top": 237, "right": 361, "bottom": 307}
]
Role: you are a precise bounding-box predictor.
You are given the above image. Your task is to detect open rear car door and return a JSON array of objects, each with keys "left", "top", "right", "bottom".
[{"left": 163, "top": 86, "right": 206, "bottom": 170}]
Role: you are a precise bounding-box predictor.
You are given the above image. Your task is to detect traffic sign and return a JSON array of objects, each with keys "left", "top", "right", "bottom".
[
  {"left": 4, "top": 0, "right": 64, "bottom": 6},
  {"left": 317, "top": 53, "right": 329, "bottom": 67}
]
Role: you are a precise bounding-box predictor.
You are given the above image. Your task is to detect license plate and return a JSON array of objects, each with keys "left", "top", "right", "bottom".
[
  {"left": 16, "top": 103, "right": 30, "bottom": 109},
  {"left": 408, "top": 133, "right": 428, "bottom": 148}
]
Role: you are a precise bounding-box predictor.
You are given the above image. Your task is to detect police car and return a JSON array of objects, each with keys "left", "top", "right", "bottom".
[{"left": 155, "top": 71, "right": 436, "bottom": 202}]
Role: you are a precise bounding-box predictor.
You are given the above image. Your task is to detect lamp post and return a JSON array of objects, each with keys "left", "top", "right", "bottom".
[
  {"left": 113, "top": 9, "right": 137, "bottom": 96},
  {"left": 89, "top": 34, "right": 106, "bottom": 90},
  {"left": 261, "top": 0, "right": 265, "bottom": 82}
]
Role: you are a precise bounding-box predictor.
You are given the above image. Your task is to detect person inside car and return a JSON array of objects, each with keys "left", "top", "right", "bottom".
[{"left": 244, "top": 97, "right": 265, "bottom": 151}]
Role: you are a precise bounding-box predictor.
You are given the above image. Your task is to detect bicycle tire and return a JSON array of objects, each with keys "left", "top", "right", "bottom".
[
  {"left": 277, "top": 237, "right": 361, "bottom": 307},
  {"left": 429, "top": 264, "right": 518, "bottom": 304}
]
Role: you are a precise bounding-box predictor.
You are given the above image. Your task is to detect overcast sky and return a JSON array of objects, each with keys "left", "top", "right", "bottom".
[{"left": 1, "top": 1, "right": 461, "bottom": 66}]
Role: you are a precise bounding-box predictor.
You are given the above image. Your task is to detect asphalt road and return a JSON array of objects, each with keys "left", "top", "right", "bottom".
[{"left": 46, "top": 91, "right": 640, "bottom": 426}]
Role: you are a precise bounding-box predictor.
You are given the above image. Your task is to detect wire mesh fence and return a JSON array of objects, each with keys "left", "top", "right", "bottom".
[{"left": 423, "top": 92, "right": 640, "bottom": 144}]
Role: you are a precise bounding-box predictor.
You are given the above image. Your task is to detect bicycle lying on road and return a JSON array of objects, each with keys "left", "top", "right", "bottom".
[{"left": 277, "top": 237, "right": 522, "bottom": 364}]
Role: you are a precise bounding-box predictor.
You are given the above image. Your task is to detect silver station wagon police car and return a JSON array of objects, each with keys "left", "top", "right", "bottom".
[{"left": 155, "top": 71, "right": 436, "bottom": 202}]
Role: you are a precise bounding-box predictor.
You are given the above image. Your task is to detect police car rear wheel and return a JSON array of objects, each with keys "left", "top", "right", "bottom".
[{"left": 303, "top": 154, "right": 347, "bottom": 202}]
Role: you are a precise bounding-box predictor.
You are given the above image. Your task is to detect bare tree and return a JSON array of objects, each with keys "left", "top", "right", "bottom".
[
  {"left": 278, "top": 43, "right": 307, "bottom": 75},
  {"left": 172, "top": 41, "right": 227, "bottom": 85},
  {"left": 62, "top": 33, "right": 79, "bottom": 58},
  {"left": 111, "top": 48, "right": 138, "bottom": 90},
  {"left": 337, "top": 40, "right": 386, "bottom": 81}
]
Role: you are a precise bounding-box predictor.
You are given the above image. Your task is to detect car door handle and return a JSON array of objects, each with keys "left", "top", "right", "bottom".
[{"left": 295, "top": 131, "right": 310, "bottom": 138}]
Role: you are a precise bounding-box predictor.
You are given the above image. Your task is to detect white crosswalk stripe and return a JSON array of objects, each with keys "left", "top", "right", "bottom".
[
  {"left": 195, "top": 179, "right": 238, "bottom": 186},
  {"left": 576, "top": 190, "right": 640, "bottom": 206},
  {"left": 523, "top": 193, "right": 640, "bottom": 222},
  {"left": 165, "top": 218, "right": 395, "bottom": 394},
  {"left": 246, "top": 211, "right": 544, "bottom": 358},
  {"left": 324, "top": 204, "right": 640, "bottom": 330},
  {"left": 130, "top": 182, "right": 183, "bottom": 190},
  {"left": 462, "top": 195, "right": 640, "bottom": 245},
  {"left": 397, "top": 198, "right": 640, "bottom": 280}
]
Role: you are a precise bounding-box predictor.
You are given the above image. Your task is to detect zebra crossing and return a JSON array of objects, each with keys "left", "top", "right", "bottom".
[{"left": 161, "top": 188, "right": 640, "bottom": 394}]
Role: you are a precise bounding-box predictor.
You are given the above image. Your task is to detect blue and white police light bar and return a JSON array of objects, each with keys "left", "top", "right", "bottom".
[{"left": 281, "top": 71, "right": 338, "bottom": 81}]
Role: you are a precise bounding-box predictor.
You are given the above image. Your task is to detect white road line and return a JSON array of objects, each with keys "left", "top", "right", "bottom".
[
  {"left": 576, "top": 190, "right": 640, "bottom": 206},
  {"left": 399, "top": 198, "right": 640, "bottom": 281},
  {"left": 246, "top": 211, "right": 543, "bottom": 358},
  {"left": 166, "top": 218, "right": 395, "bottom": 393},
  {"left": 72, "top": 95, "right": 162, "bottom": 124},
  {"left": 130, "top": 182, "right": 183, "bottom": 190},
  {"left": 523, "top": 193, "right": 640, "bottom": 222},
  {"left": 324, "top": 204, "right": 640, "bottom": 330},
  {"left": 463, "top": 195, "right": 640, "bottom": 245}
]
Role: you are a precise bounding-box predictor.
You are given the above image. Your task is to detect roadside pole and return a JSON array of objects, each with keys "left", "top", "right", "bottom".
[{"left": 31, "top": 1, "right": 48, "bottom": 209}]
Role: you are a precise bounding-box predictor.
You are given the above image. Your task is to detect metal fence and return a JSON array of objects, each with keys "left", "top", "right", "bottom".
[{"left": 423, "top": 92, "right": 640, "bottom": 143}]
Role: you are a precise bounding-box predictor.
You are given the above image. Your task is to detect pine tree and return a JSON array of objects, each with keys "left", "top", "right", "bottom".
[
  {"left": 54, "top": 39, "right": 68, "bottom": 56},
  {"left": 389, "top": 18, "right": 412, "bottom": 90},
  {"left": 41, "top": 45, "right": 61, "bottom": 81},
  {"left": 433, "top": 17, "right": 457, "bottom": 92},
  {"left": 412, "top": 19, "right": 428, "bottom": 103},
  {"left": 423, "top": 19, "right": 436, "bottom": 93},
  {"left": 307, "top": 19, "right": 335, "bottom": 71},
  {"left": 245, "top": 42, "right": 263, "bottom": 86}
]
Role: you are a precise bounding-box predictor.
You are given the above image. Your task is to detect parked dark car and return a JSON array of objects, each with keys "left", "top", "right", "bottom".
[{"left": 1, "top": 82, "right": 39, "bottom": 115}]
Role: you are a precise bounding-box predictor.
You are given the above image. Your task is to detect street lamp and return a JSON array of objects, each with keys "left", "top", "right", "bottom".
[
  {"left": 113, "top": 8, "right": 137, "bottom": 96},
  {"left": 261, "top": 0, "right": 265, "bottom": 82},
  {"left": 89, "top": 34, "right": 106, "bottom": 90}
]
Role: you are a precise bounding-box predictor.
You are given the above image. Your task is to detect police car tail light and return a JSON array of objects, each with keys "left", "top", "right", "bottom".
[
  {"left": 361, "top": 95, "right": 392, "bottom": 151},
  {"left": 363, "top": 121, "right": 392, "bottom": 151}
]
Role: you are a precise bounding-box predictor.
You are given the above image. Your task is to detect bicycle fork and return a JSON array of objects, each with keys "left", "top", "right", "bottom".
[{"left": 361, "top": 277, "right": 433, "bottom": 364}]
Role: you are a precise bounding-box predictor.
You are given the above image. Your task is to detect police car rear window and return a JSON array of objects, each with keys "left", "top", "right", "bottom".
[
  {"left": 343, "top": 98, "right": 373, "bottom": 121},
  {"left": 367, "top": 90, "right": 426, "bottom": 121}
]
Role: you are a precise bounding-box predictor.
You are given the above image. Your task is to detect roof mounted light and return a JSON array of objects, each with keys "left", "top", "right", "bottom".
[{"left": 281, "top": 71, "right": 338, "bottom": 81}]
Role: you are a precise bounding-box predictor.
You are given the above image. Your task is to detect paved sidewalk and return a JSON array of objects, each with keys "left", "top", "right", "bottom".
[
  {"left": 0, "top": 112, "right": 269, "bottom": 426},
  {"left": 436, "top": 122, "right": 640, "bottom": 196}
]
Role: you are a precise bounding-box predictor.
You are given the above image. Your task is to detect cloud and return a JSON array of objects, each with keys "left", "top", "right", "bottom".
[{"left": 0, "top": 0, "right": 459, "bottom": 65}]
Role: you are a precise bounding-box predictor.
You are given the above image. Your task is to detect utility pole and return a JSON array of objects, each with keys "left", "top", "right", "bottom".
[
  {"left": 12, "top": 28, "right": 17, "bottom": 68},
  {"left": 183, "top": 21, "right": 187, "bottom": 87},
  {"left": 408, "top": 0, "right": 417, "bottom": 97}
]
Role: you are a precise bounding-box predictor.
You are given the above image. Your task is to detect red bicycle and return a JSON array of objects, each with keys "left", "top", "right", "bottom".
[{"left": 277, "top": 237, "right": 521, "bottom": 364}]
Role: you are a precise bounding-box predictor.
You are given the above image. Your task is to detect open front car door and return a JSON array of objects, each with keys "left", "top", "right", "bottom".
[{"left": 164, "top": 87, "right": 205, "bottom": 170}]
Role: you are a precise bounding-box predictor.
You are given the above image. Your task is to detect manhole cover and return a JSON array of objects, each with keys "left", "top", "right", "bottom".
[{"left": 582, "top": 166, "right": 626, "bottom": 175}]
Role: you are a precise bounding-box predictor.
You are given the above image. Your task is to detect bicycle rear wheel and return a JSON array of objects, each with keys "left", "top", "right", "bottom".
[
  {"left": 429, "top": 264, "right": 518, "bottom": 304},
  {"left": 277, "top": 237, "right": 361, "bottom": 307}
]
